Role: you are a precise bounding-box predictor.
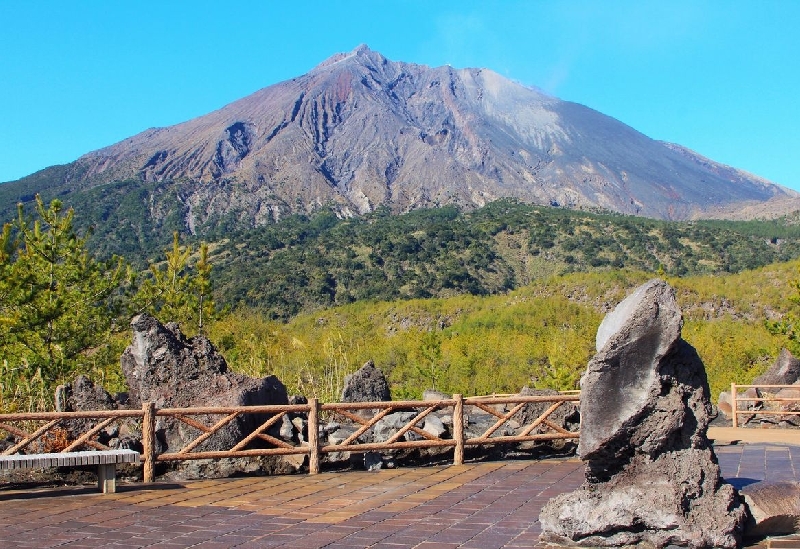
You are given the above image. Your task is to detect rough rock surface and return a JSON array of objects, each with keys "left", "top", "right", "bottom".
[
  {"left": 49, "top": 375, "right": 143, "bottom": 453},
  {"left": 539, "top": 279, "right": 747, "bottom": 548},
  {"left": 341, "top": 360, "right": 391, "bottom": 403},
  {"left": 55, "top": 375, "right": 117, "bottom": 413},
  {"left": 120, "top": 314, "right": 288, "bottom": 454},
  {"left": 718, "top": 348, "right": 800, "bottom": 426},
  {"left": 740, "top": 481, "right": 800, "bottom": 538},
  {"left": 515, "top": 387, "right": 580, "bottom": 434},
  {"left": 753, "top": 348, "right": 800, "bottom": 386},
  {"left": 718, "top": 387, "right": 763, "bottom": 424}
]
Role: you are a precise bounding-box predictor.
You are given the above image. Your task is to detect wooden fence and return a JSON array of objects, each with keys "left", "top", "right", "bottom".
[
  {"left": 0, "top": 393, "right": 579, "bottom": 483},
  {"left": 729, "top": 383, "right": 800, "bottom": 427}
]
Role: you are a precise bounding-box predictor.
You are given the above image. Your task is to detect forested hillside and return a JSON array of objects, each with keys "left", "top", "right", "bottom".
[
  {"left": 206, "top": 199, "right": 800, "bottom": 318},
  {"left": 2, "top": 196, "right": 799, "bottom": 412}
]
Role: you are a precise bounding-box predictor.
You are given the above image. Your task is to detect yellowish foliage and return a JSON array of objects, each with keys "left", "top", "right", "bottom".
[{"left": 208, "top": 264, "right": 792, "bottom": 405}]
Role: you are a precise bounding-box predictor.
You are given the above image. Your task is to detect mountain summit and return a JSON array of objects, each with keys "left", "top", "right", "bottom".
[{"left": 2, "top": 45, "right": 795, "bottom": 232}]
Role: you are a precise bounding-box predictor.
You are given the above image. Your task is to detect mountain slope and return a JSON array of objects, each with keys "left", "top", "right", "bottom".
[{"left": 1, "top": 45, "right": 795, "bottom": 247}]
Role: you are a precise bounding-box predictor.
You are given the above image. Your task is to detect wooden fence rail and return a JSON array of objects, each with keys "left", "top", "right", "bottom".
[
  {"left": 0, "top": 393, "right": 580, "bottom": 484},
  {"left": 730, "top": 383, "right": 800, "bottom": 427}
]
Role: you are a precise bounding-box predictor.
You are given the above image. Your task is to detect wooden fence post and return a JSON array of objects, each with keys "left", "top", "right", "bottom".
[
  {"left": 453, "top": 394, "right": 465, "bottom": 465},
  {"left": 142, "top": 402, "right": 156, "bottom": 483},
  {"left": 308, "top": 398, "right": 320, "bottom": 474},
  {"left": 730, "top": 383, "right": 738, "bottom": 429}
]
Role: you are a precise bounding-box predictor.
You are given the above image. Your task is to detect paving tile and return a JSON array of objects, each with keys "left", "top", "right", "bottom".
[{"left": 0, "top": 443, "right": 792, "bottom": 548}]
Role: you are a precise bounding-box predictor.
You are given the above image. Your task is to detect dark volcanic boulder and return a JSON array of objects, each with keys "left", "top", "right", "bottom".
[
  {"left": 55, "top": 375, "right": 117, "bottom": 413},
  {"left": 120, "top": 314, "right": 288, "bottom": 453},
  {"left": 341, "top": 360, "right": 391, "bottom": 403},
  {"left": 515, "top": 387, "right": 579, "bottom": 433},
  {"left": 753, "top": 348, "right": 800, "bottom": 386},
  {"left": 51, "top": 375, "right": 136, "bottom": 452},
  {"left": 511, "top": 387, "right": 579, "bottom": 455},
  {"left": 740, "top": 480, "right": 800, "bottom": 537},
  {"left": 539, "top": 279, "right": 747, "bottom": 548}
]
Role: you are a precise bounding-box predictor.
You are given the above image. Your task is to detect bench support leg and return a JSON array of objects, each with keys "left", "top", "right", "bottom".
[{"left": 97, "top": 463, "right": 116, "bottom": 494}]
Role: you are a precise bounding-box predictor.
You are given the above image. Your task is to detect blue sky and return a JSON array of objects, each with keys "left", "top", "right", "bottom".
[{"left": 1, "top": 1, "right": 799, "bottom": 191}]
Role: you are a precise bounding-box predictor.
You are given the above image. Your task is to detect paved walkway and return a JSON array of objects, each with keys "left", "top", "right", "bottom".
[
  {"left": 0, "top": 442, "right": 799, "bottom": 548},
  {"left": 709, "top": 426, "right": 800, "bottom": 447}
]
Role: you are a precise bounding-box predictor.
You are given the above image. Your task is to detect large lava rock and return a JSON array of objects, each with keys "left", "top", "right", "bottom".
[
  {"left": 341, "top": 360, "right": 391, "bottom": 403},
  {"left": 515, "top": 386, "right": 580, "bottom": 433},
  {"left": 753, "top": 348, "right": 800, "bottom": 386},
  {"left": 741, "top": 481, "right": 800, "bottom": 538},
  {"left": 718, "top": 349, "right": 800, "bottom": 426},
  {"left": 55, "top": 375, "right": 117, "bottom": 413},
  {"left": 539, "top": 279, "right": 747, "bottom": 548},
  {"left": 120, "top": 314, "right": 288, "bottom": 454},
  {"left": 50, "top": 375, "right": 143, "bottom": 453}
]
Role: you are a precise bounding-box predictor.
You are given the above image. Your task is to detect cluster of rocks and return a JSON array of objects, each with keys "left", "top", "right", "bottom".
[
  {"left": 54, "top": 314, "right": 297, "bottom": 479},
  {"left": 718, "top": 348, "right": 800, "bottom": 427},
  {"left": 330, "top": 364, "right": 579, "bottom": 470},
  {"left": 55, "top": 313, "right": 578, "bottom": 480}
]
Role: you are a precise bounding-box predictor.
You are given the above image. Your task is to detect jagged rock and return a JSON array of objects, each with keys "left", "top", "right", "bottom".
[
  {"left": 51, "top": 375, "right": 135, "bottom": 452},
  {"left": 423, "top": 415, "right": 447, "bottom": 438},
  {"left": 373, "top": 412, "right": 417, "bottom": 442},
  {"left": 509, "top": 387, "right": 579, "bottom": 454},
  {"left": 120, "top": 313, "right": 288, "bottom": 454},
  {"left": 327, "top": 426, "right": 357, "bottom": 446},
  {"left": 55, "top": 375, "right": 117, "bottom": 413},
  {"left": 280, "top": 443, "right": 308, "bottom": 471},
  {"left": 776, "top": 386, "right": 800, "bottom": 412},
  {"left": 464, "top": 412, "right": 499, "bottom": 440},
  {"left": 162, "top": 455, "right": 299, "bottom": 481},
  {"left": 743, "top": 386, "right": 762, "bottom": 408},
  {"left": 754, "top": 348, "right": 800, "bottom": 386},
  {"left": 291, "top": 417, "right": 306, "bottom": 443},
  {"left": 363, "top": 452, "right": 383, "bottom": 471},
  {"left": 741, "top": 481, "right": 800, "bottom": 537},
  {"left": 718, "top": 387, "right": 763, "bottom": 423},
  {"left": 341, "top": 360, "right": 391, "bottom": 403},
  {"left": 109, "top": 436, "right": 143, "bottom": 453},
  {"left": 516, "top": 387, "right": 580, "bottom": 433},
  {"left": 279, "top": 415, "right": 294, "bottom": 441},
  {"left": 540, "top": 279, "right": 747, "bottom": 548}
]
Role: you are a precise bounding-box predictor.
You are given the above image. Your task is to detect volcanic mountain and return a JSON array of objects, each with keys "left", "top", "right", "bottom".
[{"left": 1, "top": 45, "right": 795, "bottom": 236}]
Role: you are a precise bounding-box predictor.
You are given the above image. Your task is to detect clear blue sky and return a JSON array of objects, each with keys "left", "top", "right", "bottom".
[{"left": 1, "top": 1, "right": 799, "bottom": 191}]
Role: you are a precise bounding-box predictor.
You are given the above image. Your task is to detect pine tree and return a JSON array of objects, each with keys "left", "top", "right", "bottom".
[
  {"left": 132, "top": 232, "right": 216, "bottom": 335},
  {"left": 0, "top": 196, "right": 126, "bottom": 410}
]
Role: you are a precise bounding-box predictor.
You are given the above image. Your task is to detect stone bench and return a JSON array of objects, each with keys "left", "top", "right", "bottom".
[{"left": 0, "top": 449, "right": 140, "bottom": 493}]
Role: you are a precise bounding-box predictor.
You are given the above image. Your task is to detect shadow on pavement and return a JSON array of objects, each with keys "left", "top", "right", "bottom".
[{"left": 0, "top": 482, "right": 185, "bottom": 501}]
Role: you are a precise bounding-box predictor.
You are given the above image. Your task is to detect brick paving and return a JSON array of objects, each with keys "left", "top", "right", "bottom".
[{"left": 0, "top": 444, "right": 798, "bottom": 548}]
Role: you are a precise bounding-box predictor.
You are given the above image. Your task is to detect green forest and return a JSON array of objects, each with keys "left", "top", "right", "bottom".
[
  {"left": 1, "top": 195, "right": 799, "bottom": 412},
  {"left": 207, "top": 199, "right": 800, "bottom": 318}
]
